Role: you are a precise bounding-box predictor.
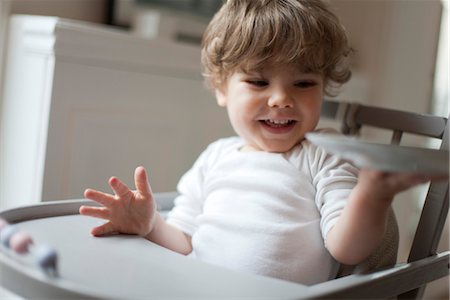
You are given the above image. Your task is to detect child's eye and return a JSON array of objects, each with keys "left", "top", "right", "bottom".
[
  {"left": 246, "top": 80, "right": 268, "bottom": 87},
  {"left": 295, "top": 81, "right": 317, "bottom": 88}
]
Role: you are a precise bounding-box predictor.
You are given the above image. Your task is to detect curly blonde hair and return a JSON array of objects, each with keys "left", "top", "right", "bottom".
[{"left": 201, "top": 0, "right": 353, "bottom": 96}]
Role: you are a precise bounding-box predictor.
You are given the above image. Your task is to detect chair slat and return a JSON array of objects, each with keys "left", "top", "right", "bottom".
[{"left": 354, "top": 106, "right": 447, "bottom": 138}]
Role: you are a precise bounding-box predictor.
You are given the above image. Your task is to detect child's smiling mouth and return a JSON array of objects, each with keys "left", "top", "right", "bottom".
[
  {"left": 259, "top": 119, "right": 297, "bottom": 133},
  {"left": 262, "top": 119, "right": 296, "bottom": 127}
]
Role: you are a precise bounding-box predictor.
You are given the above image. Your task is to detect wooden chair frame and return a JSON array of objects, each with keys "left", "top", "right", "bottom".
[{"left": 319, "top": 99, "right": 449, "bottom": 299}]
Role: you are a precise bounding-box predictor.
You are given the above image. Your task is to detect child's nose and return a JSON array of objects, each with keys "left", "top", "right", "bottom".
[{"left": 267, "top": 89, "right": 294, "bottom": 108}]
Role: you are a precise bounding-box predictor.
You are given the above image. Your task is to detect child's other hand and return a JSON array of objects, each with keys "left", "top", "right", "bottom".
[
  {"left": 79, "top": 166, "right": 157, "bottom": 237},
  {"left": 357, "top": 169, "right": 448, "bottom": 202}
]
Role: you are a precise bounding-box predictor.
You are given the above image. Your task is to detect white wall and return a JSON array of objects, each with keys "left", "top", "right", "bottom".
[
  {"left": 331, "top": 0, "right": 442, "bottom": 112},
  {"left": 0, "top": 1, "right": 10, "bottom": 122},
  {"left": 0, "top": 0, "right": 106, "bottom": 138},
  {"left": 432, "top": 0, "right": 449, "bottom": 117}
]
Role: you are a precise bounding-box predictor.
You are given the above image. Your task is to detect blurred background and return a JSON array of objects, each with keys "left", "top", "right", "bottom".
[{"left": 0, "top": 0, "right": 448, "bottom": 299}]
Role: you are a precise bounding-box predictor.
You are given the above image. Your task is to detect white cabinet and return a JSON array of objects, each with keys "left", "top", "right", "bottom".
[{"left": 0, "top": 15, "right": 233, "bottom": 209}]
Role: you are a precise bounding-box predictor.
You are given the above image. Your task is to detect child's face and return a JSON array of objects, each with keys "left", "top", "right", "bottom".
[{"left": 215, "top": 64, "right": 323, "bottom": 152}]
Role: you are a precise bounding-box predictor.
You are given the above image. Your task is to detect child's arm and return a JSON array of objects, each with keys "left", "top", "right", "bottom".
[
  {"left": 79, "top": 166, "right": 192, "bottom": 255},
  {"left": 325, "top": 170, "right": 438, "bottom": 265}
]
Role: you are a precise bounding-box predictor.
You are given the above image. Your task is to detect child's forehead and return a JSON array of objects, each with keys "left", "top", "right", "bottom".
[{"left": 237, "top": 62, "right": 318, "bottom": 76}]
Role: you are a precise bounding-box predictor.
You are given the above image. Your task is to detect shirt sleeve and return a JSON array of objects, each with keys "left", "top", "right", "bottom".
[
  {"left": 308, "top": 137, "right": 359, "bottom": 245},
  {"left": 165, "top": 152, "right": 208, "bottom": 236},
  {"left": 165, "top": 138, "right": 229, "bottom": 236}
]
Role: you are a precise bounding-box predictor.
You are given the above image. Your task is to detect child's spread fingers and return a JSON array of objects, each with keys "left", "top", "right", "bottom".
[
  {"left": 134, "top": 166, "right": 153, "bottom": 197},
  {"left": 91, "top": 221, "right": 115, "bottom": 236},
  {"left": 109, "top": 176, "right": 133, "bottom": 199},
  {"left": 79, "top": 206, "right": 110, "bottom": 220},
  {"left": 84, "top": 189, "right": 114, "bottom": 207}
]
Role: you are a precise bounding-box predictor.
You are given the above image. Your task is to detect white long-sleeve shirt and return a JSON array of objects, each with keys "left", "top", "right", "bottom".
[{"left": 167, "top": 131, "right": 358, "bottom": 284}]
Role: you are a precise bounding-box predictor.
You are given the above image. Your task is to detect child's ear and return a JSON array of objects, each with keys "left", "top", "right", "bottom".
[{"left": 215, "top": 88, "right": 227, "bottom": 107}]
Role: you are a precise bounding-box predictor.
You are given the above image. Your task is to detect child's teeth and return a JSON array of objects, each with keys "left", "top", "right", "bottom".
[{"left": 268, "top": 119, "right": 289, "bottom": 125}]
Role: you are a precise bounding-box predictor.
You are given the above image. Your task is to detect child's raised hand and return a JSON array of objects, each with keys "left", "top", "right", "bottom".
[
  {"left": 356, "top": 169, "right": 447, "bottom": 203},
  {"left": 79, "top": 166, "right": 157, "bottom": 237}
]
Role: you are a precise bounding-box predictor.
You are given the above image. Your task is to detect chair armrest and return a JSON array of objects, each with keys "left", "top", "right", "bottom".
[
  {"left": 0, "top": 192, "right": 179, "bottom": 223},
  {"left": 307, "top": 251, "right": 449, "bottom": 299}
]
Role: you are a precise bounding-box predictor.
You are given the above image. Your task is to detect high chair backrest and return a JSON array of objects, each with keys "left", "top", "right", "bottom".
[{"left": 319, "top": 99, "right": 449, "bottom": 299}]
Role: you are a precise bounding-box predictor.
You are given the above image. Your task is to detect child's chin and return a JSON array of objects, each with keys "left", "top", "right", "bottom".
[
  {"left": 242, "top": 138, "right": 300, "bottom": 153},
  {"left": 261, "top": 142, "right": 298, "bottom": 153}
]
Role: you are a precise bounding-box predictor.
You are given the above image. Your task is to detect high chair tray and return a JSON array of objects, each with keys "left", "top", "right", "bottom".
[
  {"left": 1, "top": 199, "right": 448, "bottom": 299},
  {"left": 306, "top": 132, "right": 449, "bottom": 174},
  {"left": 0, "top": 200, "right": 311, "bottom": 299}
]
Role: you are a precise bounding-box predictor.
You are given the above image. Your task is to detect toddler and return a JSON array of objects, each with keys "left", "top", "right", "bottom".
[{"left": 80, "top": 0, "right": 434, "bottom": 285}]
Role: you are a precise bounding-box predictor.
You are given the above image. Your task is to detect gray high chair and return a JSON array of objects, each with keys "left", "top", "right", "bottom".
[
  {"left": 312, "top": 99, "right": 449, "bottom": 298},
  {"left": 157, "top": 99, "right": 449, "bottom": 299},
  {"left": 0, "top": 100, "right": 448, "bottom": 299}
]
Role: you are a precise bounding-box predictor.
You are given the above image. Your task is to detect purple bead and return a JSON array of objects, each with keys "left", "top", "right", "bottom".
[
  {"left": 35, "top": 245, "right": 58, "bottom": 274},
  {"left": 0, "top": 225, "right": 18, "bottom": 248}
]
